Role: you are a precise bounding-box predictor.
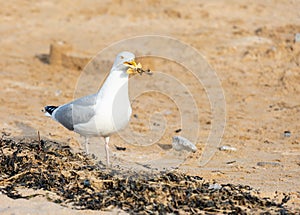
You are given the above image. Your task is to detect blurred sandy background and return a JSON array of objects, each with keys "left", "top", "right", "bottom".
[{"left": 0, "top": 0, "right": 300, "bottom": 213}]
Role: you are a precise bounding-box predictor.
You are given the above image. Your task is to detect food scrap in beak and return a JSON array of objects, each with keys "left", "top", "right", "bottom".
[{"left": 124, "top": 60, "right": 152, "bottom": 75}]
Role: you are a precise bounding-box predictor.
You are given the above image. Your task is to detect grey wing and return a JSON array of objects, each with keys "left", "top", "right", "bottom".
[
  {"left": 54, "top": 93, "right": 97, "bottom": 130},
  {"left": 72, "top": 93, "right": 97, "bottom": 106}
]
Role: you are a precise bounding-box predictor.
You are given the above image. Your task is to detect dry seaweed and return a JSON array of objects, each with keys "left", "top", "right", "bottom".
[{"left": 0, "top": 133, "right": 293, "bottom": 214}]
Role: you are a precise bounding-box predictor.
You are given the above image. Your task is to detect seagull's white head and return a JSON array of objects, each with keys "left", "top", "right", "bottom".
[{"left": 112, "top": 51, "right": 142, "bottom": 75}]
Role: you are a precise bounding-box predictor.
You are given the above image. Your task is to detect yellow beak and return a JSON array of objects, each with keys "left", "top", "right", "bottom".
[{"left": 124, "top": 60, "right": 143, "bottom": 74}]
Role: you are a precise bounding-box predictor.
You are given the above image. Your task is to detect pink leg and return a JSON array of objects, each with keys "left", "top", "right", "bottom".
[
  {"left": 84, "top": 137, "right": 89, "bottom": 154},
  {"left": 104, "top": 136, "right": 110, "bottom": 167}
]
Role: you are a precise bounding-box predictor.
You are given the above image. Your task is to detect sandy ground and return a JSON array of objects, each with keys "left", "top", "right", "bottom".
[{"left": 1, "top": 0, "right": 300, "bottom": 213}]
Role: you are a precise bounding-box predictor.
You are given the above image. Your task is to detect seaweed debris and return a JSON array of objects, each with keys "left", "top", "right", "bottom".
[{"left": 0, "top": 133, "right": 292, "bottom": 214}]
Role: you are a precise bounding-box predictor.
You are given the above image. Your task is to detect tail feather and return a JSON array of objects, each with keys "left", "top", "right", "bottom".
[{"left": 44, "top": 106, "right": 58, "bottom": 116}]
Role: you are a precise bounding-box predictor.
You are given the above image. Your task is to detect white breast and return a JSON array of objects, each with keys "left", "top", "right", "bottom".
[{"left": 93, "top": 70, "right": 132, "bottom": 136}]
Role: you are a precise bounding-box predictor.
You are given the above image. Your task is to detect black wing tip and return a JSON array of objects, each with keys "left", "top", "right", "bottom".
[{"left": 44, "top": 105, "right": 58, "bottom": 115}]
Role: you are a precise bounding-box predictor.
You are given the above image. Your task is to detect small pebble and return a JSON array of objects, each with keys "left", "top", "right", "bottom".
[
  {"left": 219, "top": 145, "right": 237, "bottom": 151},
  {"left": 257, "top": 162, "right": 281, "bottom": 167},
  {"left": 114, "top": 145, "right": 126, "bottom": 151},
  {"left": 175, "top": 128, "right": 182, "bottom": 133},
  {"left": 83, "top": 179, "right": 91, "bottom": 187},
  {"left": 172, "top": 136, "right": 197, "bottom": 152},
  {"left": 283, "top": 131, "right": 291, "bottom": 138},
  {"left": 208, "top": 183, "right": 222, "bottom": 190}
]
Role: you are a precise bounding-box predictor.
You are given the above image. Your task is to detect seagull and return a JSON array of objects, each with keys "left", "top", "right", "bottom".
[{"left": 44, "top": 51, "right": 145, "bottom": 167}]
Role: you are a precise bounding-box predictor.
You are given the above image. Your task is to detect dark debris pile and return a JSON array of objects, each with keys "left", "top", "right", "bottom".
[{"left": 0, "top": 134, "right": 293, "bottom": 214}]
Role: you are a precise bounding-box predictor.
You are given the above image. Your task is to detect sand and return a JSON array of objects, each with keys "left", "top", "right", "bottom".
[{"left": 0, "top": 0, "right": 300, "bottom": 213}]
